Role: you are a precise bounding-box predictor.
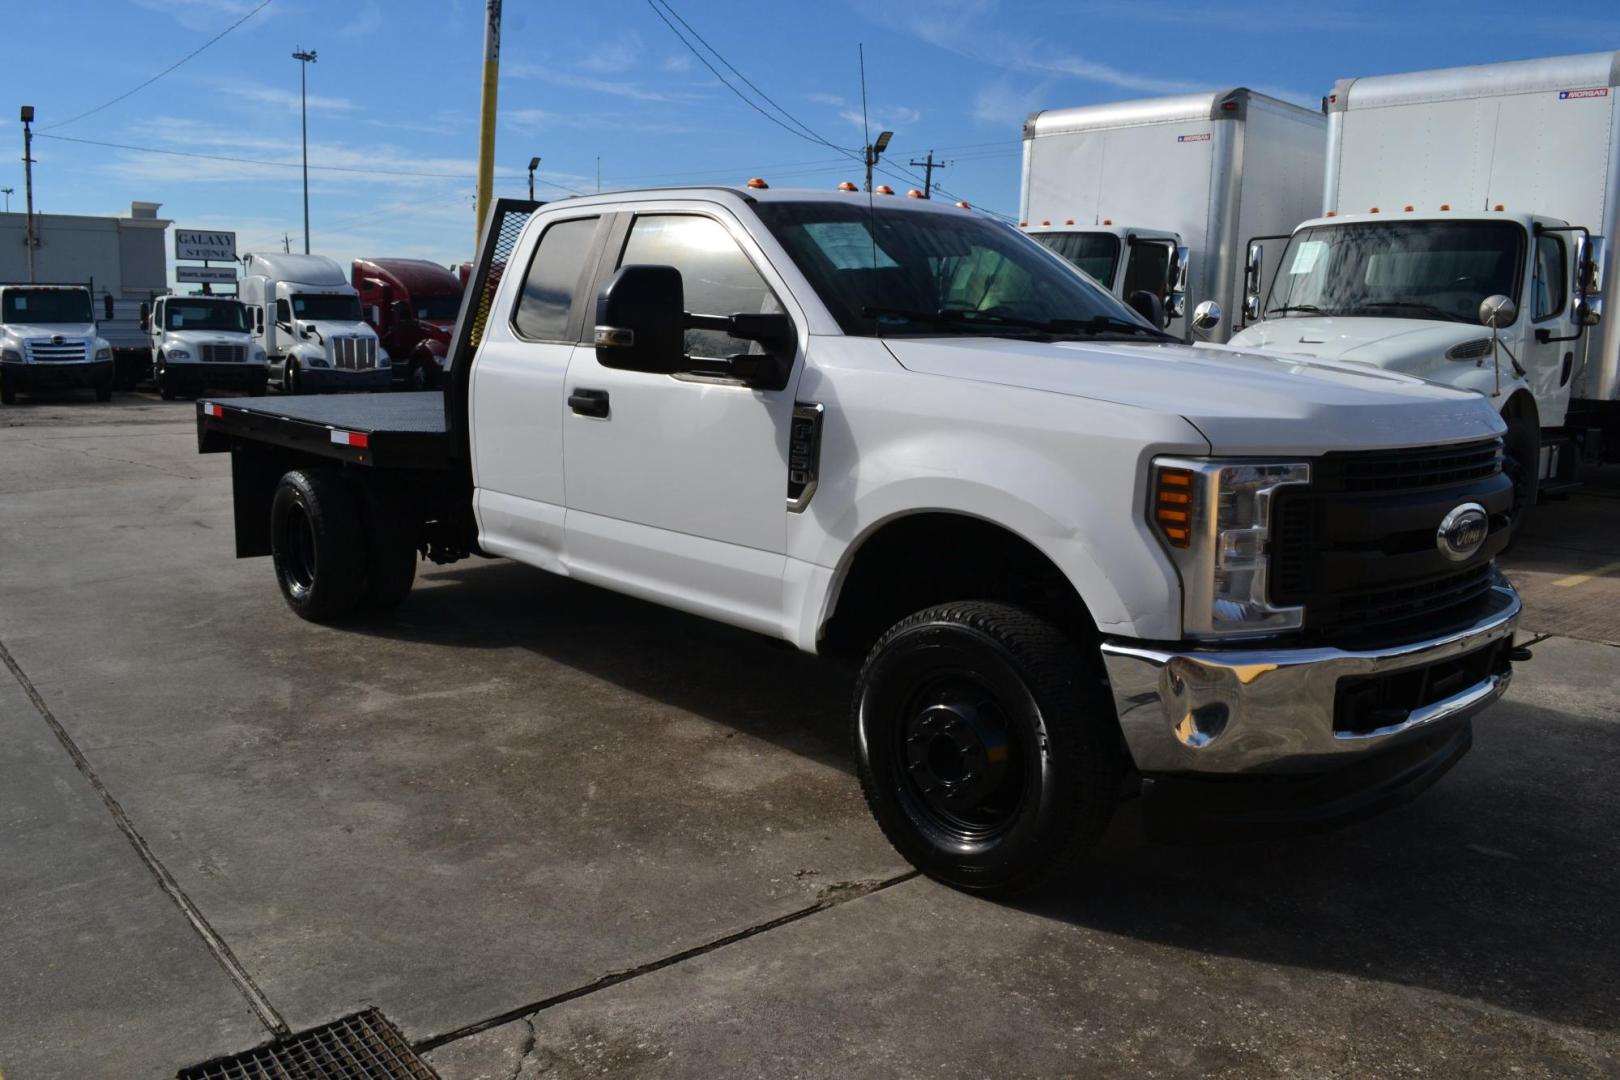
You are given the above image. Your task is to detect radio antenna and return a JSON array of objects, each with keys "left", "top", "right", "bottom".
[{"left": 859, "top": 43, "right": 881, "bottom": 334}]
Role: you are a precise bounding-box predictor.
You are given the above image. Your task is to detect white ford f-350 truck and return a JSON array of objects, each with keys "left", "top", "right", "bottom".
[
  {"left": 197, "top": 189, "right": 1527, "bottom": 893},
  {"left": 1230, "top": 50, "right": 1620, "bottom": 520},
  {"left": 142, "top": 294, "right": 269, "bottom": 399},
  {"left": 0, "top": 283, "right": 115, "bottom": 404}
]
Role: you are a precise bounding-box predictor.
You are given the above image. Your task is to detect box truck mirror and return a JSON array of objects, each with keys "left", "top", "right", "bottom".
[
  {"left": 139, "top": 302, "right": 150, "bottom": 331},
  {"left": 1167, "top": 245, "right": 1189, "bottom": 318},
  {"left": 1128, "top": 290, "right": 1165, "bottom": 328},
  {"left": 1191, "top": 300, "right": 1223, "bottom": 337},
  {"left": 1243, "top": 243, "right": 1265, "bottom": 322},
  {"left": 1479, "top": 295, "right": 1517, "bottom": 329}
]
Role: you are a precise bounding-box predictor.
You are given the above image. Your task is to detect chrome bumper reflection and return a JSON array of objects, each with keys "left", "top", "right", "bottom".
[{"left": 1099, "top": 583, "right": 1521, "bottom": 775}]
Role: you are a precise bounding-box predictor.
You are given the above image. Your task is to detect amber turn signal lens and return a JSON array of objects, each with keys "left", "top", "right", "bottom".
[{"left": 1154, "top": 467, "right": 1195, "bottom": 548}]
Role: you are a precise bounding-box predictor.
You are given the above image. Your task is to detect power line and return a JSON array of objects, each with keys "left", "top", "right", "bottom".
[
  {"left": 32, "top": 131, "right": 587, "bottom": 192},
  {"left": 42, "top": 0, "right": 276, "bottom": 131}
]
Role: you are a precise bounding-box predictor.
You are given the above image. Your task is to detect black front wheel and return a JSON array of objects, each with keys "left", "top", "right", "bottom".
[
  {"left": 1503, "top": 409, "right": 1540, "bottom": 540},
  {"left": 852, "top": 602, "right": 1123, "bottom": 894},
  {"left": 270, "top": 469, "right": 366, "bottom": 621}
]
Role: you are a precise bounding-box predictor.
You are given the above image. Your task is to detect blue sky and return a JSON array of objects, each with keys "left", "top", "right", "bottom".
[{"left": 4, "top": 0, "right": 1617, "bottom": 281}]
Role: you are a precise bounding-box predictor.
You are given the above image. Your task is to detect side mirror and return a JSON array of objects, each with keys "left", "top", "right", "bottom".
[
  {"left": 104, "top": 294, "right": 115, "bottom": 321},
  {"left": 299, "top": 324, "right": 314, "bottom": 339},
  {"left": 139, "top": 301, "right": 150, "bottom": 332},
  {"left": 1127, "top": 290, "right": 1165, "bottom": 329},
  {"left": 594, "top": 264, "right": 685, "bottom": 374},
  {"left": 391, "top": 300, "right": 412, "bottom": 322},
  {"left": 1166, "top": 244, "right": 1189, "bottom": 319},
  {"left": 1479, "top": 294, "right": 1517, "bottom": 328},
  {"left": 1191, "top": 300, "right": 1223, "bottom": 338},
  {"left": 1243, "top": 242, "right": 1264, "bottom": 322}
]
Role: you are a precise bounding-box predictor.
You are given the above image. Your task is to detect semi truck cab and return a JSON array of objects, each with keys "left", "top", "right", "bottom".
[
  {"left": 352, "top": 258, "right": 465, "bottom": 390},
  {"left": 1022, "top": 223, "right": 1186, "bottom": 331},
  {"left": 0, "top": 284, "right": 115, "bottom": 404},
  {"left": 240, "top": 253, "right": 391, "bottom": 394},
  {"left": 141, "top": 294, "right": 268, "bottom": 399}
]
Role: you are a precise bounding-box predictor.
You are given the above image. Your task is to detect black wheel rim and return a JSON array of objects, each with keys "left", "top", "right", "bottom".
[
  {"left": 889, "top": 668, "right": 1032, "bottom": 850},
  {"left": 411, "top": 363, "right": 425, "bottom": 391},
  {"left": 280, "top": 502, "right": 318, "bottom": 594}
]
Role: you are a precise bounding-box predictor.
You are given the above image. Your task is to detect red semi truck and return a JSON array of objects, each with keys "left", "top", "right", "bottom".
[{"left": 352, "top": 258, "right": 465, "bottom": 390}]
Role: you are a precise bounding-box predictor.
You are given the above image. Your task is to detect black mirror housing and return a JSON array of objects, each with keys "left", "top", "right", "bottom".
[{"left": 595, "top": 265, "right": 685, "bottom": 374}]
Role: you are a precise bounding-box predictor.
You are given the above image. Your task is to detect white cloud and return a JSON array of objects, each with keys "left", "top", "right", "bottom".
[
  {"left": 131, "top": 0, "right": 278, "bottom": 32},
  {"left": 576, "top": 35, "right": 644, "bottom": 74},
  {"left": 971, "top": 81, "right": 1050, "bottom": 127},
  {"left": 506, "top": 65, "right": 704, "bottom": 103},
  {"left": 220, "top": 81, "right": 359, "bottom": 115},
  {"left": 340, "top": 1, "right": 384, "bottom": 38},
  {"left": 837, "top": 105, "right": 922, "bottom": 131},
  {"left": 661, "top": 54, "right": 693, "bottom": 73}
]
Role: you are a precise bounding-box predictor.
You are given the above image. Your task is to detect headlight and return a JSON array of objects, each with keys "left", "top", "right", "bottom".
[
  {"left": 1150, "top": 457, "right": 1311, "bottom": 638},
  {"left": 306, "top": 355, "right": 330, "bottom": 367},
  {"left": 1, "top": 348, "right": 20, "bottom": 363},
  {"left": 168, "top": 349, "right": 192, "bottom": 360},
  {"left": 253, "top": 347, "right": 267, "bottom": 363},
  {"left": 95, "top": 347, "right": 112, "bottom": 361},
  {"left": 377, "top": 347, "right": 391, "bottom": 368}
]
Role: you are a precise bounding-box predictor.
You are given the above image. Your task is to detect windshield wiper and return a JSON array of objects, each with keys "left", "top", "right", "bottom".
[
  {"left": 861, "top": 306, "right": 1052, "bottom": 336},
  {"left": 1266, "top": 304, "right": 1324, "bottom": 316},
  {"left": 1347, "top": 301, "right": 1471, "bottom": 323},
  {"left": 1050, "top": 314, "right": 1172, "bottom": 340}
]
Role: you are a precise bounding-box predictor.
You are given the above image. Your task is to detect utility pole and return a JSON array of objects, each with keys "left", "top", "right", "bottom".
[
  {"left": 292, "top": 48, "right": 317, "bottom": 254},
  {"left": 596, "top": 156, "right": 601, "bottom": 194},
  {"left": 474, "top": 0, "right": 501, "bottom": 245},
  {"left": 283, "top": 232, "right": 290, "bottom": 253},
  {"left": 908, "top": 150, "right": 947, "bottom": 198},
  {"left": 527, "top": 156, "right": 540, "bottom": 201},
  {"left": 20, "top": 105, "right": 36, "bottom": 282},
  {"left": 1, "top": 187, "right": 12, "bottom": 212},
  {"left": 864, "top": 130, "right": 893, "bottom": 193}
]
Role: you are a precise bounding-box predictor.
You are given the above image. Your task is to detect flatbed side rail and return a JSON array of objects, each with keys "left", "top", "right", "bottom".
[
  {"left": 195, "top": 399, "right": 445, "bottom": 471},
  {"left": 445, "top": 198, "right": 542, "bottom": 474}
]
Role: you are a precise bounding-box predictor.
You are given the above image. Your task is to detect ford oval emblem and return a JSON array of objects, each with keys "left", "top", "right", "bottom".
[{"left": 1436, "top": 503, "right": 1489, "bottom": 562}]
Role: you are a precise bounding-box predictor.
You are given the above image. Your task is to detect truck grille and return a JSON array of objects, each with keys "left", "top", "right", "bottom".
[
  {"left": 201, "top": 343, "right": 245, "bottom": 363},
  {"left": 25, "top": 338, "right": 89, "bottom": 362},
  {"left": 1271, "top": 437, "right": 1511, "bottom": 644},
  {"left": 332, "top": 336, "right": 377, "bottom": 370}
]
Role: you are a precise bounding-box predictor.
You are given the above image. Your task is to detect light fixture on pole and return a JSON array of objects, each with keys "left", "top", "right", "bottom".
[
  {"left": 292, "top": 48, "right": 317, "bottom": 254},
  {"left": 864, "top": 130, "right": 892, "bottom": 193},
  {"left": 527, "top": 156, "right": 540, "bottom": 201},
  {"left": 1, "top": 187, "right": 12, "bottom": 212},
  {"left": 20, "top": 105, "right": 36, "bottom": 282}
]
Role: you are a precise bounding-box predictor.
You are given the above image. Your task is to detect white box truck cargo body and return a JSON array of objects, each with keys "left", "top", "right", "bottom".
[
  {"left": 1231, "top": 51, "right": 1620, "bottom": 503},
  {"left": 1021, "top": 88, "right": 1325, "bottom": 341}
]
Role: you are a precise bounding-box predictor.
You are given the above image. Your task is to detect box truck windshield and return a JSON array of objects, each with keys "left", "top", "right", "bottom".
[
  {"left": 291, "top": 294, "right": 362, "bottom": 321},
  {"left": 166, "top": 300, "right": 247, "bottom": 332},
  {"left": 1266, "top": 220, "right": 1524, "bottom": 325},
  {"left": 4, "top": 289, "right": 92, "bottom": 324},
  {"left": 1033, "top": 233, "right": 1119, "bottom": 285}
]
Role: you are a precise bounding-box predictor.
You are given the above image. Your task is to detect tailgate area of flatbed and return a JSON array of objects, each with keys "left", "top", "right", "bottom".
[{"left": 197, "top": 391, "right": 449, "bottom": 470}]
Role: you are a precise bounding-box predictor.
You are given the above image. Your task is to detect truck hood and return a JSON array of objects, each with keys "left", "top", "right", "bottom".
[
  {"left": 298, "top": 319, "right": 377, "bottom": 341},
  {"left": 3, "top": 322, "right": 97, "bottom": 341},
  {"left": 882, "top": 335, "right": 1504, "bottom": 453},
  {"left": 166, "top": 329, "right": 253, "bottom": 349},
  {"left": 1229, "top": 316, "right": 1492, "bottom": 377}
]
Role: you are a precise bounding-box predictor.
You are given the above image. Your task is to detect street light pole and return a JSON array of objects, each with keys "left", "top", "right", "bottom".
[
  {"left": 863, "top": 130, "right": 893, "bottom": 194},
  {"left": 1, "top": 187, "right": 12, "bottom": 212},
  {"left": 20, "top": 105, "right": 36, "bottom": 283},
  {"left": 527, "top": 156, "right": 540, "bottom": 201},
  {"left": 292, "top": 48, "right": 317, "bottom": 254}
]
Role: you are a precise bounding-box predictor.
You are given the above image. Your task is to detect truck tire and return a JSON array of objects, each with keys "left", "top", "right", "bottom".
[
  {"left": 157, "top": 359, "right": 176, "bottom": 401},
  {"left": 284, "top": 361, "right": 300, "bottom": 395},
  {"left": 852, "top": 601, "right": 1123, "bottom": 895},
  {"left": 356, "top": 483, "right": 417, "bottom": 611},
  {"left": 1503, "top": 407, "right": 1539, "bottom": 538},
  {"left": 0, "top": 375, "right": 14, "bottom": 405},
  {"left": 270, "top": 469, "right": 366, "bottom": 622},
  {"left": 95, "top": 378, "right": 113, "bottom": 403}
]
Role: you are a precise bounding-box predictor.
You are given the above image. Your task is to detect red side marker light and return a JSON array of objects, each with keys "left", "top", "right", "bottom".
[{"left": 331, "top": 430, "right": 369, "bottom": 449}]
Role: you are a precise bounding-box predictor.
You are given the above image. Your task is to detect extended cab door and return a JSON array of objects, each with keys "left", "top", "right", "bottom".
[
  {"left": 560, "top": 206, "right": 804, "bottom": 636},
  {"left": 470, "top": 212, "right": 611, "bottom": 569},
  {"left": 1523, "top": 226, "right": 1578, "bottom": 429}
]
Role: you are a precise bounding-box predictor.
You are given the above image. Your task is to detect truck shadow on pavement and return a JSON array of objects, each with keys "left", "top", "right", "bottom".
[{"left": 357, "top": 559, "right": 1616, "bottom": 1033}]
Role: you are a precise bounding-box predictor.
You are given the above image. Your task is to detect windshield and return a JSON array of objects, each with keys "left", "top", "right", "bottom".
[
  {"left": 165, "top": 299, "right": 247, "bottom": 332},
  {"left": 754, "top": 202, "right": 1160, "bottom": 339},
  {"left": 413, "top": 293, "right": 461, "bottom": 321},
  {"left": 1033, "top": 232, "right": 1120, "bottom": 286},
  {"left": 1265, "top": 220, "right": 1524, "bottom": 325},
  {"left": 2, "top": 288, "right": 92, "bottom": 324},
  {"left": 291, "top": 293, "right": 363, "bottom": 322}
]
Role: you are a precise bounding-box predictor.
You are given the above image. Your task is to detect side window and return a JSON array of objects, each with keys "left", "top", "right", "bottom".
[
  {"left": 275, "top": 299, "right": 291, "bottom": 325},
  {"left": 255, "top": 306, "right": 265, "bottom": 334},
  {"left": 1532, "top": 233, "right": 1565, "bottom": 321},
  {"left": 1123, "top": 242, "right": 1172, "bottom": 302},
  {"left": 513, "top": 216, "right": 600, "bottom": 341},
  {"left": 619, "top": 214, "right": 783, "bottom": 359}
]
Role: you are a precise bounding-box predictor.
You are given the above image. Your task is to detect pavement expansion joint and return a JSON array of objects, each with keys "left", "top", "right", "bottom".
[
  {"left": 0, "top": 635, "right": 291, "bottom": 1038},
  {"left": 413, "top": 870, "right": 921, "bottom": 1055}
]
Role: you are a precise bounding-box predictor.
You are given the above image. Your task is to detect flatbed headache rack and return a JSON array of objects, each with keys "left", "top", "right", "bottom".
[{"left": 195, "top": 198, "right": 545, "bottom": 475}]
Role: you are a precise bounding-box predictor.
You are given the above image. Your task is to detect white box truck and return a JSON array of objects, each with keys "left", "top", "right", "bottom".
[
  {"left": 1230, "top": 50, "right": 1620, "bottom": 515},
  {"left": 0, "top": 283, "right": 115, "bottom": 404},
  {"left": 141, "top": 293, "right": 268, "bottom": 399},
  {"left": 1020, "top": 88, "right": 1326, "bottom": 341},
  {"left": 239, "top": 253, "right": 390, "bottom": 393}
]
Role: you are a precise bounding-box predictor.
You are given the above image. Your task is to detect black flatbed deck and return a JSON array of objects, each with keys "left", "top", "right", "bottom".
[{"left": 197, "top": 391, "right": 449, "bottom": 470}]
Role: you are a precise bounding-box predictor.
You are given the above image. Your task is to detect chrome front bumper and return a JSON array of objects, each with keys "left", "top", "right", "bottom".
[{"left": 1099, "top": 582, "right": 1521, "bottom": 776}]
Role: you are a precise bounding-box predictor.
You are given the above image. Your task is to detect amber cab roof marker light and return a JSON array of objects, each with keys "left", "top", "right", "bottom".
[
  {"left": 838, "top": 181, "right": 858, "bottom": 192},
  {"left": 746, "top": 177, "right": 769, "bottom": 189}
]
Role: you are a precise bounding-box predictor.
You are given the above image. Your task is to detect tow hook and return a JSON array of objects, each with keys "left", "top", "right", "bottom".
[{"left": 1507, "top": 637, "right": 1534, "bottom": 664}]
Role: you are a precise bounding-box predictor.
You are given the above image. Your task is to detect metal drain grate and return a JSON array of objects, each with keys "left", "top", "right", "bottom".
[{"left": 178, "top": 1009, "right": 439, "bottom": 1080}]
